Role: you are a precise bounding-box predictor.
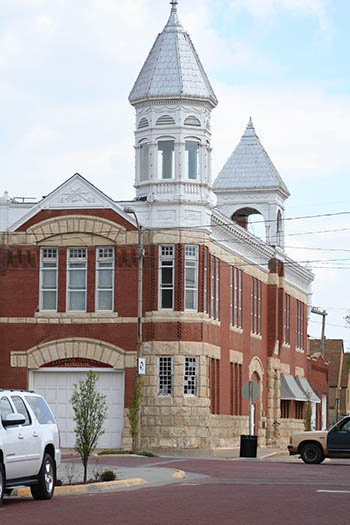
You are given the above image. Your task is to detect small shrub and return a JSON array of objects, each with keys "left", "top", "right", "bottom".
[
  {"left": 100, "top": 470, "right": 116, "bottom": 482},
  {"left": 56, "top": 479, "right": 63, "bottom": 486}
]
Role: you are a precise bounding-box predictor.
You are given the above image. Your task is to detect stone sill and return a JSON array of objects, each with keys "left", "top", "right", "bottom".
[
  {"left": 250, "top": 332, "right": 262, "bottom": 341},
  {"left": 230, "top": 326, "right": 243, "bottom": 334}
]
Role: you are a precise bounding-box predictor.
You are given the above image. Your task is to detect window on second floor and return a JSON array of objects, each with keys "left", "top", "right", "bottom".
[
  {"left": 96, "top": 247, "right": 114, "bottom": 312},
  {"left": 296, "top": 300, "right": 305, "bottom": 350},
  {"left": 67, "top": 248, "right": 87, "bottom": 312},
  {"left": 185, "top": 245, "right": 198, "bottom": 311},
  {"left": 40, "top": 248, "right": 58, "bottom": 311},
  {"left": 284, "top": 293, "right": 291, "bottom": 344},
  {"left": 159, "top": 245, "right": 174, "bottom": 310},
  {"left": 251, "top": 277, "right": 262, "bottom": 335},
  {"left": 230, "top": 266, "right": 242, "bottom": 328}
]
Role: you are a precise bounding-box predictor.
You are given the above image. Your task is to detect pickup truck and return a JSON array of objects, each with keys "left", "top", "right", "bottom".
[{"left": 288, "top": 416, "right": 350, "bottom": 464}]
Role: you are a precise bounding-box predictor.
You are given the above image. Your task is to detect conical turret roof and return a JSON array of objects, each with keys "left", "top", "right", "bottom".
[
  {"left": 129, "top": 1, "right": 217, "bottom": 107},
  {"left": 213, "top": 118, "right": 290, "bottom": 196}
]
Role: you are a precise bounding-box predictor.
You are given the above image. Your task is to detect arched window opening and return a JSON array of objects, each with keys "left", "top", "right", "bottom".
[
  {"left": 185, "top": 140, "right": 200, "bottom": 180},
  {"left": 276, "top": 210, "right": 282, "bottom": 246},
  {"left": 232, "top": 208, "right": 266, "bottom": 241},
  {"left": 156, "top": 115, "right": 175, "bottom": 126},
  {"left": 184, "top": 116, "right": 201, "bottom": 127},
  {"left": 140, "top": 142, "right": 149, "bottom": 181},
  {"left": 158, "top": 140, "right": 175, "bottom": 179},
  {"left": 138, "top": 118, "right": 149, "bottom": 129}
]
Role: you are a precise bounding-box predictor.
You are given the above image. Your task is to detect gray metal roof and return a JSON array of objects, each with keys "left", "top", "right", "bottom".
[
  {"left": 213, "top": 118, "right": 290, "bottom": 195},
  {"left": 129, "top": 2, "right": 218, "bottom": 106},
  {"left": 280, "top": 374, "right": 308, "bottom": 402}
]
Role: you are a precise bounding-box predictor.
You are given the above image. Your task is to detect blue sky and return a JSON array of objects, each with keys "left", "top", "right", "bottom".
[{"left": 1, "top": 0, "right": 350, "bottom": 347}]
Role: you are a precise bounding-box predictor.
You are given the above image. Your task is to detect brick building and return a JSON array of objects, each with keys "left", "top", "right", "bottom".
[{"left": 0, "top": 1, "right": 327, "bottom": 451}]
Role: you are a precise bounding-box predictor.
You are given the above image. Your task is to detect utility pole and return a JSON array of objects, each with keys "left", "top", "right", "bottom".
[{"left": 311, "top": 307, "right": 327, "bottom": 357}]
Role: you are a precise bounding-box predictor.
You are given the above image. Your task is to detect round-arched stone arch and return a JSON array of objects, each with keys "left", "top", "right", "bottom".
[
  {"left": 11, "top": 338, "right": 136, "bottom": 370},
  {"left": 26, "top": 215, "right": 127, "bottom": 244},
  {"left": 249, "top": 356, "right": 264, "bottom": 380}
]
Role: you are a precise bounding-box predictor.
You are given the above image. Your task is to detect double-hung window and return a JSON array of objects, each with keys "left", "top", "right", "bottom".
[
  {"left": 67, "top": 248, "right": 87, "bottom": 311},
  {"left": 185, "top": 140, "right": 200, "bottom": 180},
  {"left": 230, "top": 266, "right": 242, "bottom": 328},
  {"left": 296, "top": 300, "right": 305, "bottom": 350},
  {"left": 96, "top": 247, "right": 114, "bottom": 311},
  {"left": 159, "top": 245, "right": 174, "bottom": 310},
  {"left": 251, "top": 277, "right": 262, "bottom": 335},
  {"left": 284, "top": 293, "right": 291, "bottom": 344},
  {"left": 158, "top": 140, "right": 175, "bottom": 179},
  {"left": 185, "top": 245, "right": 198, "bottom": 311},
  {"left": 140, "top": 142, "right": 149, "bottom": 181},
  {"left": 40, "top": 248, "right": 58, "bottom": 311},
  {"left": 184, "top": 357, "right": 198, "bottom": 396},
  {"left": 158, "top": 356, "right": 173, "bottom": 396}
]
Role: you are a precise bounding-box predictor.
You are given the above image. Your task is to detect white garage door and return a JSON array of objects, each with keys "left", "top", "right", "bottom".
[{"left": 30, "top": 368, "right": 124, "bottom": 449}]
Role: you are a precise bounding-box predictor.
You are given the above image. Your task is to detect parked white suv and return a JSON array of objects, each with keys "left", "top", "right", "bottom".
[{"left": 0, "top": 390, "right": 61, "bottom": 504}]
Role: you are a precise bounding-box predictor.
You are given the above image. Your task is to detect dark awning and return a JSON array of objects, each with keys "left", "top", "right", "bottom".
[
  {"left": 280, "top": 374, "right": 308, "bottom": 401},
  {"left": 295, "top": 376, "right": 320, "bottom": 403}
]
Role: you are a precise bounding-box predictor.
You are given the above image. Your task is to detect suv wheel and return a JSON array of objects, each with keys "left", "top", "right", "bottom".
[
  {"left": 300, "top": 443, "right": 324, "bottom": 464},
  {"left": 30, "top": 454, "right": 55, "bottom": 500},
  {"left": 0, "top": 463, "right": 4, "bottom": 505}
]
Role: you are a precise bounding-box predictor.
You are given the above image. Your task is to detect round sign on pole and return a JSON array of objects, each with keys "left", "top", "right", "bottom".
[{"left": 242, "top": 381, "right": 260, "bottom": 402}]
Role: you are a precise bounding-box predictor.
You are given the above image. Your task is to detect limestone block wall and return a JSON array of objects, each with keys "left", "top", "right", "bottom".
[
  {"left": 209, "top": 415, "right": 248, "bottom": 448},
  {"left": 279, "top": 419, "right": 304, "bottom": 445}
]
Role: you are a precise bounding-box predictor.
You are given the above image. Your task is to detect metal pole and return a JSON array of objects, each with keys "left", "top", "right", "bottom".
[{"left": 249, "top": 381, "right": 252, "bottom": 436}]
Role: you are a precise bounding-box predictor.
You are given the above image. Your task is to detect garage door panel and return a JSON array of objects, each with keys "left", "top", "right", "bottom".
[{"left": 31, "top": 369, "right": 124, "bottom": 449}]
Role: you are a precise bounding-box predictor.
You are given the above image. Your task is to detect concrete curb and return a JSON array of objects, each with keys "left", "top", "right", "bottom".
[{"left": 13, "top": 477, "right": 149, "bottom": 497}]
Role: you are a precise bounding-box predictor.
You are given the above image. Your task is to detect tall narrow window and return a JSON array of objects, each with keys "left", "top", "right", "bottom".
[
  {"left": 184, "top": 357, "right": 198, "bottom": 396},
  {"left": 158, "top": 140, "right": 174, "bottom": 179},
  {"left": 210, "top": 256, "right": 215, "bottom": 319},
  {"left": 159, "top": 245, "right": 174, "bottom": 310},
  {"left": 140, "top": 143, "right": 149, "bottom": 181},
  {"left": 158, "top": 356, "right": 173, "bottom": 396},
  {"left": 67, "top": 248, "right": 87, "bottom": 311},
  {"left": 284, "top": 293, "right": 290, "bottom": 344},
  {"left": 204, "top": 145, "right": 209, "bottom": 182},
  {"left": 40, "top": 248, "right": 58, "bottom": 311},
  {"left": 203, "top": 249, "right": 208, "bottom": 314},
  {"left": 185, "top": 245, "right": 198, "bottom": 311},
  {"left": 296, "top": 300, "right": 305, "bottom": 350},
  {"left": 251, "top": 277, "right": 262, "bottom": 335},
  {"left": 185, "top": 140, "right": 200, "bottom": 180},
  {"left": 215, "top": 258, "right": 220, "bottom": 320},
  {"left": 96, "top": 247, "right": 114, "bottom": 311},
  {"left": 231, "top": 266, "right": 242, "bottom": 328}
]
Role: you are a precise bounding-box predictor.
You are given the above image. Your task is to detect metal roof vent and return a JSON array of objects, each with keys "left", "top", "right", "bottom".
[
  {"left": 156, "top": 115, "right": 176, "bottom": 126},
  {"left": 184, "top": 116, "right": 201, "bottom": 127},
  {"left": 138, "top": 118, "right": 149, "bottom": 129}
]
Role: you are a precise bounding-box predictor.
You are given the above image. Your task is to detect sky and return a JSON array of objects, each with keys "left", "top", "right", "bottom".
[{"left": 1, "top": 0, "right": 350, "bottom": 348}]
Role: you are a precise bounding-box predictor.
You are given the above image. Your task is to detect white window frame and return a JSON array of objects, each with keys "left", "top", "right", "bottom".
[
  {"left": 139, "top": 142, "right": 150, "bottom": 182},
  {"left": 185, "top": 245, "right": 199, "bottom": 311},
  {"left": 184, "top": 356, "right": 198, "bottom": 396},
  {"left": 210, "top": 256, "right": 215, "bottom": 320},
  {"left": 39, "top": 247, "right": 58, "bottom": 312},
  {"left": 158, "top": 356, "right": 173, "bottom": 397},
  {"left": 157, "top": 140, "right": 175, "bottom": 179},
  {"left": 159, "top": 245, "right": 175, "bottom": 311},
  {"left": 185, "top": 140, "right": 200, "bottom": 180},
  {"left": 67, "top": 247, "right": 87, "bottom": 312},
  {"left": 215, "top": 258, "right": 220, "bottom": 320},
  {"left": 96, "top": 247, "right": 114, "bottom": 312},
  {"left": 203, "top": 249, "right": 208, "bottom": 314}
]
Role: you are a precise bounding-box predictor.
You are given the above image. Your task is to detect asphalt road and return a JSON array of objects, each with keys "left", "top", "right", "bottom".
[{"left": 1, "top": 456, "right": 350, "bottom": 524}]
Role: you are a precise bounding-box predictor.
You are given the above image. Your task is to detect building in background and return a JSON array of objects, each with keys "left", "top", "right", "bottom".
[{"left": 0, "top": 1, "right": 328, "bottom": 451}]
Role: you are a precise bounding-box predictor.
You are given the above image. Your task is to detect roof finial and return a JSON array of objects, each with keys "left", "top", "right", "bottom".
[{"left": 170, "top": 0, "right": 178, "bottom": 13}]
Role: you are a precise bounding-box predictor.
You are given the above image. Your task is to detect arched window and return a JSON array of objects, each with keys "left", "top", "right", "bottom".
[
  {"left": 139, "top": 142, "right": 149, "bottom": 181},
  {"left": 158, "top": 140, "right": 175, "bottom": 179},
  {"left": 276, "top": 210, "right": 282, "bottom": 246},
  {"left": 184, "top": 116, "right": 201, "bottom": 127},
  {"left": 138, "top": 118, "right": 149, "bottom": 129},
  {"left": 185, "top": 140, "right": 200, "bottom": 180},
  {"left": 156, "top": 115, "right": 176, "bottom": 126}
]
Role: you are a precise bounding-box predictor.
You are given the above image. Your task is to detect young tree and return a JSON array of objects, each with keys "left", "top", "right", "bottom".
[
  {"left": 127, "top": 376, "right": 144, "bottom": 452},
  {"left": 71, "top": 371, "right": 107, "bottom": 483}
]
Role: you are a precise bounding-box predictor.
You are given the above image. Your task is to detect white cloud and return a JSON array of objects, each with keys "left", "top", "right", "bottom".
[{"left": 0, "top": 34, "right": 20, "bottom": 67}]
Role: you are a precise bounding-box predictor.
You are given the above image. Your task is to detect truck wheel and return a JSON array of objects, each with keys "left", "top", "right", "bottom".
[
  {"left": 30, "top": 454, "right": 55, "bottom": 500},
  {"left": 0, "top": 463, "right": 4, "bottom": 505},
  {"left": 300, "top": 443, "right": 324, "bottom": 464}
]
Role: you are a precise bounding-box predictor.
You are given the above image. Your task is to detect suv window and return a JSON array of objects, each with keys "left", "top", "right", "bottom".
[
  {"left": 25, "top": 395, "right": 55, "bottom": 424},
  {"left": 11, "top": 396, "right": 31, "bottom": 426},
  {"left": 0, "top": 396, "right": 14, "bottom": 421}
]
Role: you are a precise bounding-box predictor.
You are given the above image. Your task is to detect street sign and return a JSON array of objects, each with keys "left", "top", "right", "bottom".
[
  {"left": 138, "top": 358, "right": 146, "bottom": 375},
  {"left": 242, "top": 381, "right": 260, "bottom": 402}
]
